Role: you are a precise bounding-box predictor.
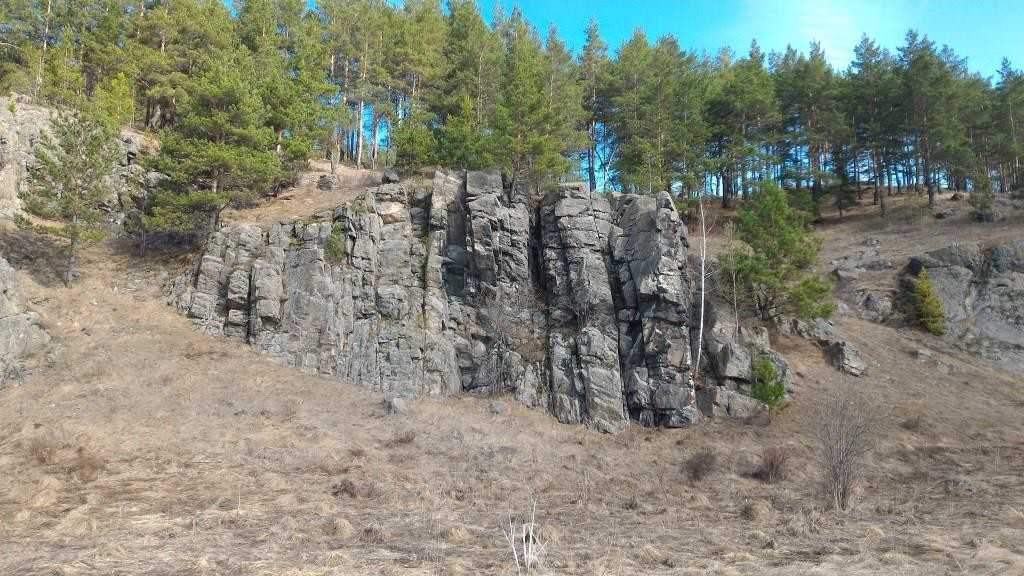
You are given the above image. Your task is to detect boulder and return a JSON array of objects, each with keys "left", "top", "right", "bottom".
[
  {"left": 857, "top": 291, "right": 894, "bottom": 321},
  {"left": 788, "top": 318, "right": 867, "bottom": 377},
  {"left": 382, "top": 396, "right": 409, "bottom": 415},
  {"left": 317, "top": 174, "right": 337, "bottom": 191},
  {"left": 825, "top": 340, "right": 867, "bottom": 376}
]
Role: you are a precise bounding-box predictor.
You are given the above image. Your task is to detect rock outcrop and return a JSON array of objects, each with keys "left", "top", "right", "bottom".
[
  {"left": 0, "top": 257, "right": 49, "bottom": 385},
  {"left": 783, "top": 317, "right": 867, "bottom": 376},
  {"left": 170, "top": 170, "right": 790, "bottom": 431},
  {"left": 699, "top": 309, "right": 794, "bottom": 418},
  {"left": 0, "top": 96, "right": 52, "bottom": 218},
  {"left": 906, "top": 240, "right": 1024, "bottom": 374},
  {"left": 0, "top": 94, "right": 147, "bottom": 220}
]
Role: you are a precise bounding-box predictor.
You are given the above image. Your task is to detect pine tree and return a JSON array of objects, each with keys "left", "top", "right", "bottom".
[
  {"left": 579, "top": 18, "right": 609, "bottom": 191},
  {"left": 911, "top": 269, "right": 947, "bottom": 335},
  {"left": 93, "top": 71, "right": 136, "bottom": 130},
  {"left": 848, "top": 35, "right": 899, "bottom": 214},
  {"left": 493, "top": 13, "right": 555, "bottom": 190},
  {"left": 21, "top": 110, "right": 121, "bottom": 285},
  {"left": 727, "top": 182, "right": 834, "bottom": 321},
  {"left": 968, "top": 168, "right": 995, "bottom": 221},
  {"left": 434, "top": 0, "right": 502, "bottom": 169},
  {"left": 146, "top": 41, "right": 283, "bottom": 239},
  {"left": 750, "top": 355, "right": 786, "bottom": 419}
]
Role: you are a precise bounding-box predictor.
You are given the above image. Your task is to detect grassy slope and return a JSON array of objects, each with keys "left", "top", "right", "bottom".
[{"left": 0, "top": 183, "right": 1022, "bottom": 575}]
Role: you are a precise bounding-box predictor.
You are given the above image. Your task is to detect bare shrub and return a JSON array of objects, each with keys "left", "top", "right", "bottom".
[
  {"left": 329, "top": 478, "right": 380, "bottom": 499},
  {"left": 501, "top": 500, "right": 546, "bottom": 575},
  {"left": 812, "top": 386, "right": 875, "bottom": 510},
  {"left": 330, "top": 478, "right": 360, "bottom": 499},
  {"left": 752, "top": 446, "right": 790, "bottom": 484},
  {"left": 684, "top": 448, "right": 718, "bottom": 482},
  {"left": 359, "top": 522, "right": 389, "bottom": 544}
]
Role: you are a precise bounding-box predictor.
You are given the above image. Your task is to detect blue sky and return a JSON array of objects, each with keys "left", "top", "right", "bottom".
[{"left": 477, "top": 0, "right": 1024, "bottom": 78}]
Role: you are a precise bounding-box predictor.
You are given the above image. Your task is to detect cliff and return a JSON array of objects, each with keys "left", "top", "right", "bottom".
[{"left": 170, "top": 169, "right": 790, "bottom": 431}]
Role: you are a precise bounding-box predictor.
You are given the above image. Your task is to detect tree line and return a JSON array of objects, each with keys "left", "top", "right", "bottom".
[{"left": 2, "top": 0, "right": 1022, "bottom": 238}]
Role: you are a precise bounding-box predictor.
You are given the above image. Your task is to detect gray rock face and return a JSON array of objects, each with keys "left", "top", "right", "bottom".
[
  {"left": 697, "top": 304, "right": 793, "bottom": 417},
  {"left": 0, "top": 95, "right": 147, "bottom": 221},
  {"left": 0, "top": 96, "right": 52, "bottom": 217},
  {"left": 0, "top": 257, "right": 49, "bottom": 385},
  {"left": 786, "top": 317, "right": 867, "bottom": 377},
  {"left": 831, "top": 247, "right": 893, "bottom": 278},
  {"left": 907, "top": 240, "right": 1024, "bottom": 374},
  {"left": 171, "top": 171, "right": 788, "bottom": 431}
]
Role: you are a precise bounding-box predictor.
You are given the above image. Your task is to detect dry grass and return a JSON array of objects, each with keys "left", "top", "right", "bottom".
[
  {"left": 1, "top": 184, "right": 1023, "bottom": 575},
  {"left": 220, "top": 161, "right": 383, "bottom": 229}
]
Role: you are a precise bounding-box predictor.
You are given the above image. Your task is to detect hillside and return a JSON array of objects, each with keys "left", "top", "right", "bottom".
[{"left": 1, "top": 170, "right": 1023, "bottom": 575}]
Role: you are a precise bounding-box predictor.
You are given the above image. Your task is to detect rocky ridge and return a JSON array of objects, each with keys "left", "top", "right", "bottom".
[
  {"left": 170, "top": 169, "right": 794, "bottom": 431},
  {"left": 0, "top": 257, "right": 49, "bottom": 385}
]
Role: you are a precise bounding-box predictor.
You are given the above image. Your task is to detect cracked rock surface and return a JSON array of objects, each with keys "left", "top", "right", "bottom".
[{"left": 171, "top": 170, "right": 790, "bottom": 430}]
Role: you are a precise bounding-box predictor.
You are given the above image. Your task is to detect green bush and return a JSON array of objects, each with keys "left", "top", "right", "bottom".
[
  {"left": 912, "top": 269, "right": 947, "bottom": 335},
  {"left": 968, "top": 169, "right": 995, "bottom": 222},
  {"left": 325, "top": 222, "right": 347, "bottom": 264},
  {"left": 750, "top": 355, "right": 786, "bottom": 414}
]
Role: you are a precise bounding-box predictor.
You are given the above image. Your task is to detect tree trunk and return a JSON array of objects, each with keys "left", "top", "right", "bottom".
[
  {"left": 33, "top": 0, "right": 53, "bottom": 98},
  {"left": 924, "top": 144, "right": 935, "bottom": 208},
  {"left": 693, "top": 196, "right": 708, "bottom": 385},
  {"left": 876, "top": 154, "right": 887, "bottom": 216},
  {"left": 330, "top": 132, "right": 339, "bottom": 175},
  {"left": 355, "top": 100, "right": 364, "bottom": 168},
  {"left": 370, "top": 117, "right": 380, "bottom": 170},
  {"left": 64, "top": 219, "right": 77, "bottom": 287}
]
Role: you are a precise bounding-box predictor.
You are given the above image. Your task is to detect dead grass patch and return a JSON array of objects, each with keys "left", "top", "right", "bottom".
[
  {"left": 330, "top": 477, "right": 380, "bottom": 500},
  {"left": 359, "top": 522, "right": 390, "bottom": 545},
  {"left": 24, "top": 433, "right": 59, "bottom": 465},
  {"left": 66, "top": 447, "right": 104, "bottom": 483},
  {"left": 684, "top": 448, "right": 719, "bottom": 483},
  {"left": 740, "top": 499, "right": 771, "bottom": 521},
  {"left": 437, "top": 523, "right": 471, "bottom": 544}
]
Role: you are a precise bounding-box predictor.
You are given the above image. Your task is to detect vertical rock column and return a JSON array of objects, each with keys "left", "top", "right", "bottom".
[
  {"left": 541, "top": 184, "right": 626, "bottom": 433},
  {"left": 459, "top": 170, "right": 543, "bottom": 401},
  {"left": 612, "top": 192, "right": 698, "bottom": 427}
]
